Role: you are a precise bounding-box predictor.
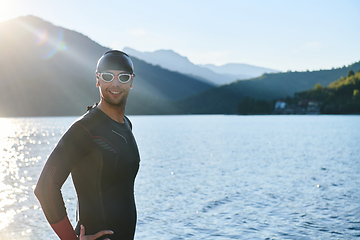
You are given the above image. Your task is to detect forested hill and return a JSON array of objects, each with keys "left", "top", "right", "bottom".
[
  {"left": 176, "top": 61, "right": 360, "bottom": 114},
  {"left": 291, "top": 70, "right": 360, "bottom": 114}
]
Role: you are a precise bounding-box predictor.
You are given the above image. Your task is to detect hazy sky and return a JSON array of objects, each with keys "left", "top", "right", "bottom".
[{"left": 1, "top": 0, "right": 359, "bottom": 71}]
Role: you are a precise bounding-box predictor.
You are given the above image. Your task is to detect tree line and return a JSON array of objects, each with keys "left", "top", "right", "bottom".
[{"left": 237, "top": 70, "right": 360, "bottom": 114}]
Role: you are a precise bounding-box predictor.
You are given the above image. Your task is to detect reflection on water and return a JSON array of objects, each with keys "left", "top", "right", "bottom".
[
  {"left": 0, "top": 115, "right": 359, "bottom": 239},
  {"left": 0, "top": 117, "right": 76, "bottom": 239}
]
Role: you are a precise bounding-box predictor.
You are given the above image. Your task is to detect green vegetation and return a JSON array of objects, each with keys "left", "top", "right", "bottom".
[
  {"left": 347, "top": 70, "right": 355, "bottom": 77},
  {"left": 294, "top": 70, "right": 360, "bottom": 114},
  {"left": 237, "top": 97, "right": 273, "bottom": 115},
  {"left": 237, "top": 71, "right": 360, "bottom": 115}
]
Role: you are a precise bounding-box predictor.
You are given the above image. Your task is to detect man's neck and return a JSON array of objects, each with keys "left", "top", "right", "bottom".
[{"left": 97, "top": 101, "right": 125, "bottom": 123}]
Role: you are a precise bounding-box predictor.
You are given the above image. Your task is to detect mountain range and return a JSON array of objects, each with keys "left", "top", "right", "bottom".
[
  {"left": 123, "top": 47, "right": 280, "bottom": 85},
  {"left": 200, "top": 63, "right": 280, "bottom": 79},
  {"left": 177, "top": 62, "right": 360, "bottom": 114},
  {"left": 0, "top": 15, "right": 359, "bottom": 117},
  {"left": 0, "top": 15, "right": 213, "bottom": 117}
]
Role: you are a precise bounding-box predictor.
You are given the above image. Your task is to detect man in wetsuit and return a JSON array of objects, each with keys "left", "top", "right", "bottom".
[{"left": 35, "top": 50, "right": 140, "bottom": 240}]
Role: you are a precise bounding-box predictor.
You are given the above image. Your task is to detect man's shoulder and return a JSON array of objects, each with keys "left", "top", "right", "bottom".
[
  {"left": 68, "top": 107, "right": 105, "bottom": 133},
  {"left": 124, "top": 115, "right": 133, "bottom": 130},
  {"left": 78, "top": 107, "right": 104, "bottom": 123}
]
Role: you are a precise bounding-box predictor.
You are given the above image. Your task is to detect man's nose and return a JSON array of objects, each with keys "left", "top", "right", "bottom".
[{"left": 110, "top": 76, "right": 123, "bottom": 86}]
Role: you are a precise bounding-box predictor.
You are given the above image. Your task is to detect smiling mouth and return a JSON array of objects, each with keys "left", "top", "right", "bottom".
[{"left": 109, "top": 90, "right": 121, "bottom": 94}]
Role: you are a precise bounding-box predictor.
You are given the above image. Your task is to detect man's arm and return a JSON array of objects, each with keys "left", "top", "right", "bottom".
[
  {"left": 34, "top": 163, "right": 78, "bottom": 239},
  {"left": 34, "top": 124, "right": 89, "bottom": 239}
]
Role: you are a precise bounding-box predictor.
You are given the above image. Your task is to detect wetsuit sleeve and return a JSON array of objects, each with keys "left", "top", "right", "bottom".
[
  {"left": 34, "top": 123, "right": 91, "bottom": 239},
  {"left": 50, "top": 216, "right": 78, "bottom": 240}
]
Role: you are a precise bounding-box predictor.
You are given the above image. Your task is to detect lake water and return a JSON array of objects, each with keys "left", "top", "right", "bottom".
[{"left": 0, "top": 115, "right": 359, "bottom": 239}]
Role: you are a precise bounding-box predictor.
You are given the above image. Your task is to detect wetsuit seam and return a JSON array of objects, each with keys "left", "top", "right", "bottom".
[
  {"left": 111, "top": 130, "right": 128, "bottom": 143},
  {"left": 75, "top": 122, "right": 120, "bottom": 173},
  {"left": 51, "top": 212, "right": 66, "bottom": 224},
  {"left": 49, "top": 166, "right": 58, "bottom": 220},
  {"left": 48, "top": 166, "right": 67, "bottom": 224}
]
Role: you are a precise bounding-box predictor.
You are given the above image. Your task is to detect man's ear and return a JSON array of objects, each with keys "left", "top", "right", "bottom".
[{"left": 96, "top": 74, "right": 100, "bottom": 87}]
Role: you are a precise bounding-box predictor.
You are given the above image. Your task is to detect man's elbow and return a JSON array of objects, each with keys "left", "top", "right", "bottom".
[
  {"left": 34, "top": 179, "right": 49, "bottom": 203},
  {"left": 34, "top": 184, "right": 43, "bottom": 202},
  {"left": 34, "top": 183, "right": 41, "bottom": 201}
]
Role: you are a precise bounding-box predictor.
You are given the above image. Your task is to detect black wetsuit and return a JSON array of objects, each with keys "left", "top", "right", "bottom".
[{"left": 35, "top": 107, "right": 140, "bottom": 240}]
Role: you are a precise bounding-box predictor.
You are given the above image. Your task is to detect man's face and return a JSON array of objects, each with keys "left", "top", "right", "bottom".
[{"left": 96, "top": 70, "right": 133, "bottom": 107}]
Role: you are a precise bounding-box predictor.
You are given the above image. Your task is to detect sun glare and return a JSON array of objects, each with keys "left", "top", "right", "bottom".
[
  {"left": 0, "top": 117, "right": 60, "bottom": 237},
  {"left": 0, "top": 118, "right": 16, "bottom": 140},
  {"left": 0, "top": 0, "right": 27, "bottom": 24},
  {"left": 0, "top": 118, "right": 17, "bottom": 231}
]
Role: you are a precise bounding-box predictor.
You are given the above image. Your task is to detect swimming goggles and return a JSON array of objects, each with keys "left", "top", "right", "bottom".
[{"left": 97, "top": 72, "right": 135, "bottom": 83}]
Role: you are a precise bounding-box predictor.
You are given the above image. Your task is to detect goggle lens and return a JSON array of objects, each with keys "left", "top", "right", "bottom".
[
  {"left": 101, "top": 73, "right": 114, "bottom": 82},
  {"left": 100, "top": 73, "right": 132, "bottom": 83},
  {"left": 119, "top": 75, "right": 131, "bottom": 82}
]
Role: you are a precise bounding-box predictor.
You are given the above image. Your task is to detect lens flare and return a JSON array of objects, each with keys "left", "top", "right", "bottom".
[
  {"left": 35, "top": 29, "right": 48, "bottom": 46},
  {"left": 17, "top": 19, "right": 66, "bottom": 60},
  {"left": 42, "top": 27, "right": 65, "bottom": 60}
]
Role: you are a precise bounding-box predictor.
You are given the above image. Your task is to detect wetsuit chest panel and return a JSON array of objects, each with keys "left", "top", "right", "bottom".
[{"left": 88, "top": 122, "right": 140, "bottom": 191}]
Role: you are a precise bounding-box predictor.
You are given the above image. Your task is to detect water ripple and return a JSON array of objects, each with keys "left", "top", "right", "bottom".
[{"left": 0, "top": 115, "right": 359, "bottom": 239}]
